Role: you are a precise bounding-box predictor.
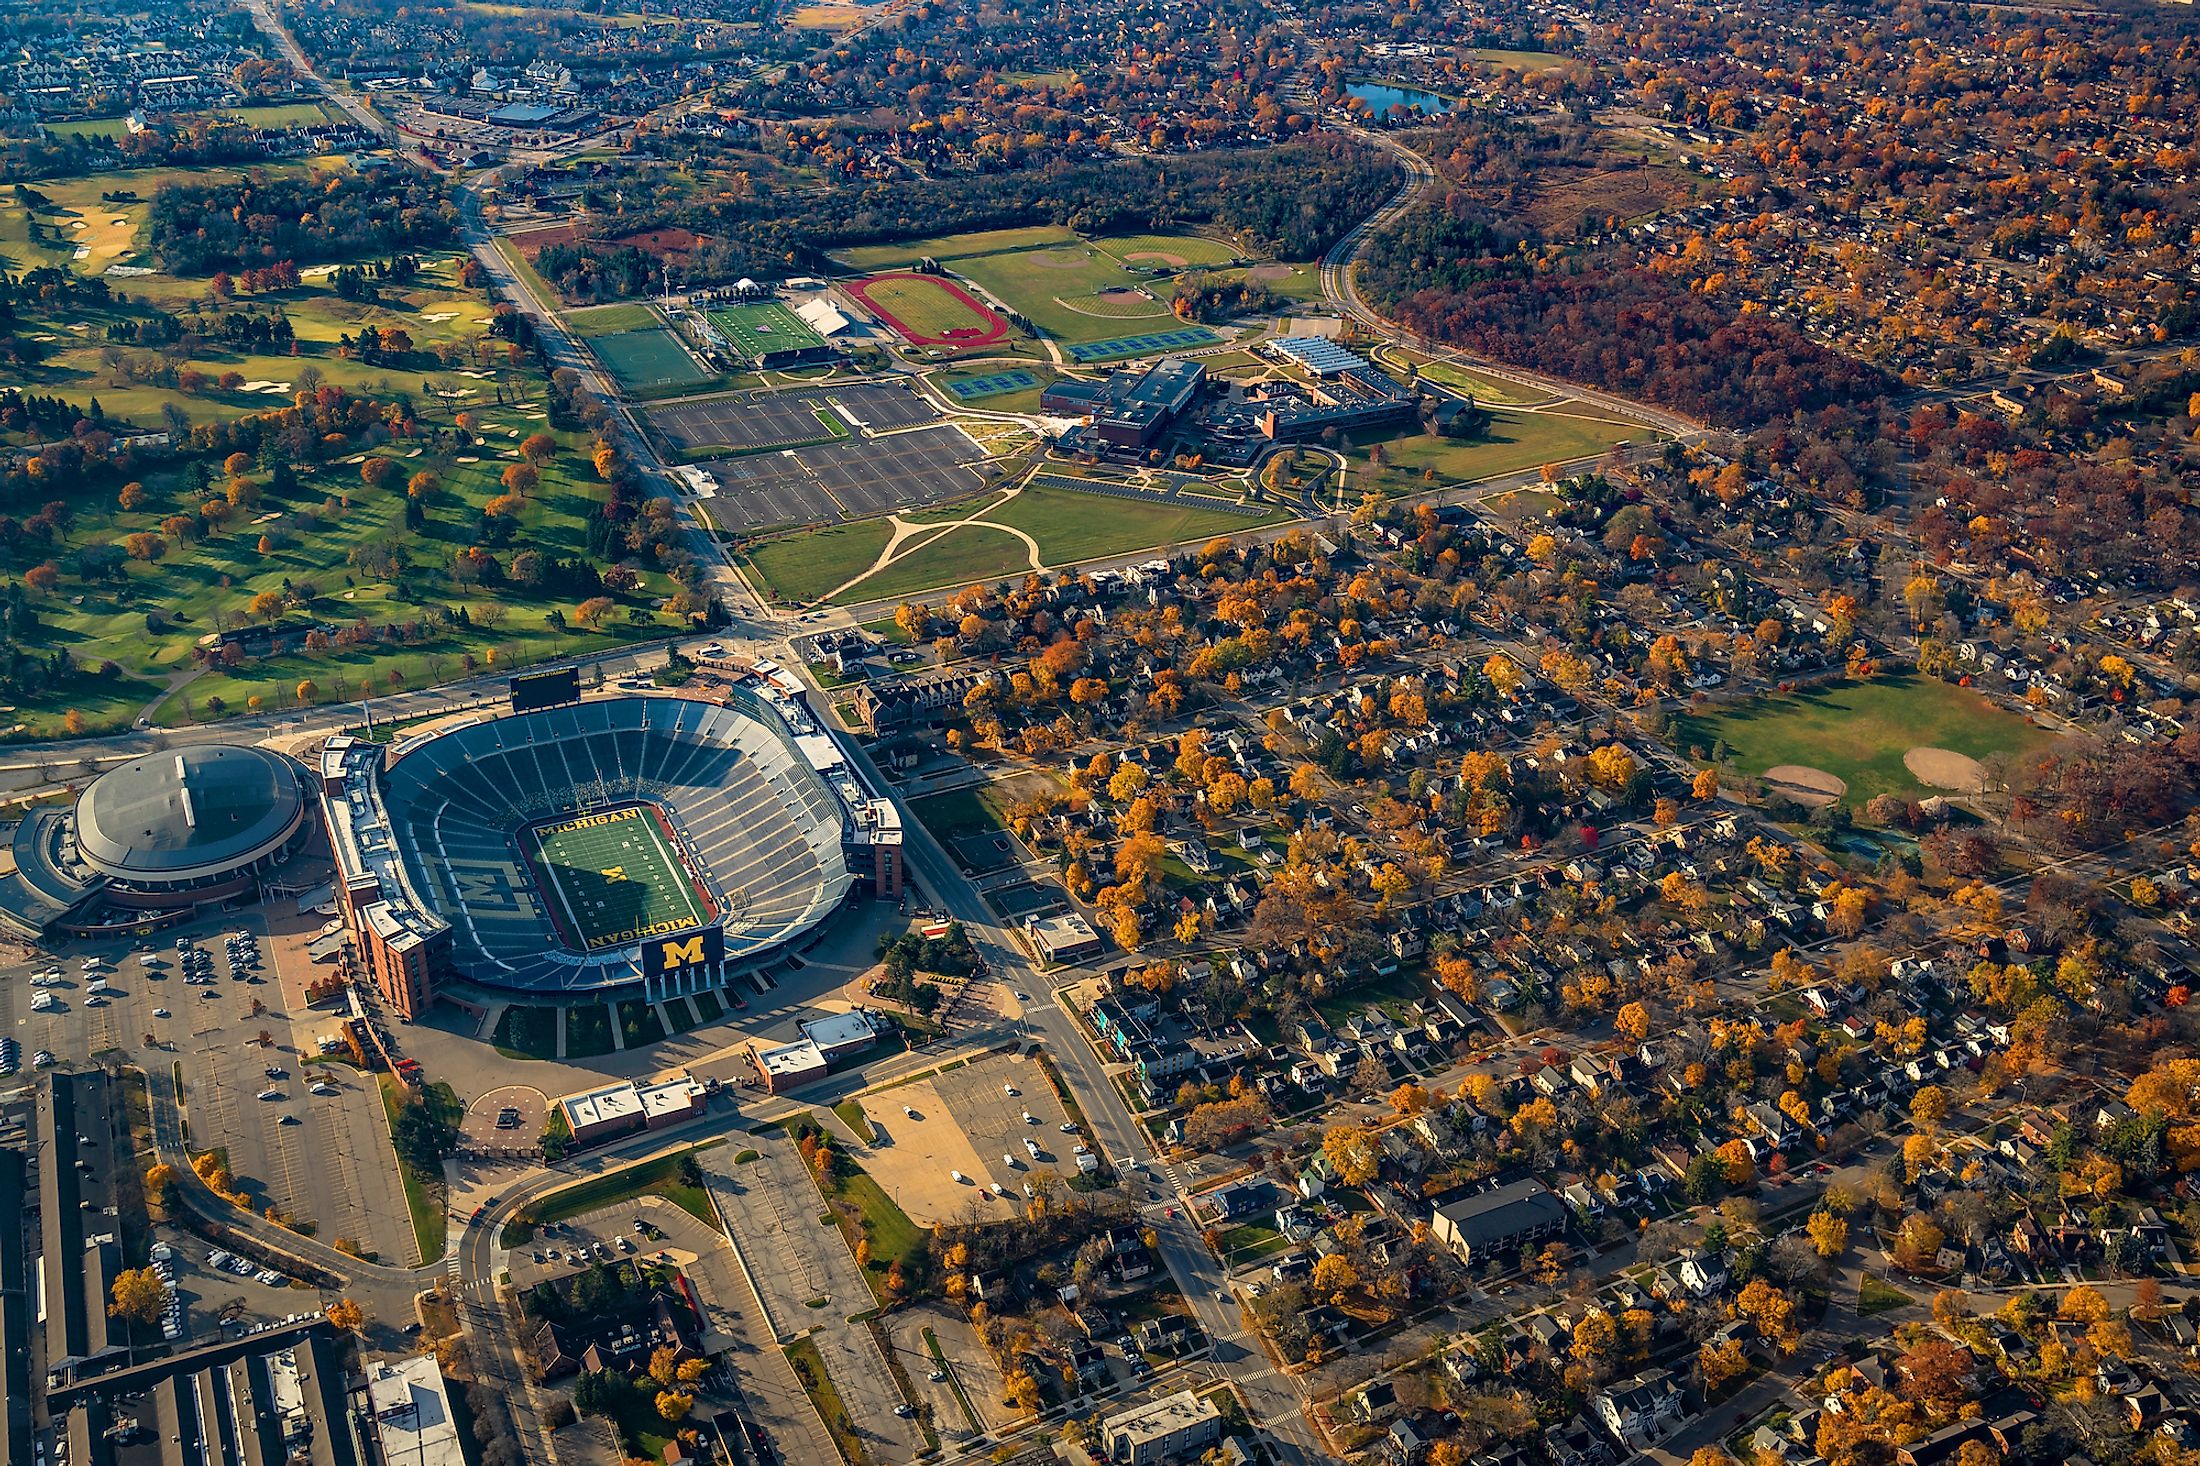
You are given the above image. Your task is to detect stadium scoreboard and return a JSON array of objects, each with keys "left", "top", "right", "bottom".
[
  {"left": 511, "top": 666, "right": 582, "bottom": 713},
  {"left": 643, "top": 923, "right": 725, "bottom": 980}
]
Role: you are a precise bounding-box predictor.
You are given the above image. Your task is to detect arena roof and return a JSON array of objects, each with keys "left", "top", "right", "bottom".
[{"left": 75, "top": 746, "right": 306, "bottom": 882}]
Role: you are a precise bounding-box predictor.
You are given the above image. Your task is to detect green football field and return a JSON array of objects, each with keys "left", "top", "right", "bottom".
[
  {"left": 524, "top": 804, "right": 707, "bottom": 950},
  {"left": 707, "top": 301, "right": 827, "bottom": 363}
]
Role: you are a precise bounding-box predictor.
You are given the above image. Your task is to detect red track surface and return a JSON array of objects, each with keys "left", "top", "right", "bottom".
[{"left": 845, "top": 272, "right": 1009, "bottom": 347}]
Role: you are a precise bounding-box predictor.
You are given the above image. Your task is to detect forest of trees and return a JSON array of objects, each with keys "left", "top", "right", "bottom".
[
  {"left": 146, "top": 170, "right": 457, "bottom": 275},
  {"left": 532, "top": 135, "right": 1397, "bottom": 302},
  {"left": 1372, "top": 257, "right": 1893, "bottom": 429}
]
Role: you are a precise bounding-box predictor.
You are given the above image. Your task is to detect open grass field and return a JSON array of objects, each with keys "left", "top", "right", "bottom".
[
  {"left": 705, "top": 299, "right": 828, "bottom": 362},
  {"left": 1472, "top": 47, "right": 1565, "bottom": 70},
  {"left": 846, "top": 273, "right": 1008, "bottom": 349},
  {"left": 987, "top": 484, "right": 1286, "bottom": 565},
  {"left": 836, "top": 225, "right": 1082, "bottom": 272},
  {"left": 565, "top": 302, "right": 663, "bottom": 336},
  {"left": 840, "top": 227, "right": 1280, "bottom": 343},
  {"left": 1407, "top": 356, "right": 1553, "bottom": 406},
  {"left": 833, "top": 525, "right": 1033, "bottom": 604},
  {"left": 1674, "top": 675, "right": 2060, "bottom": 809},
  {"left": 588, "top": 327, "right": 712, "bottom": 392},
  {"left": 1358, "top": 407, "right": 1656, "bottom": 493},
  {"left": 780, "top": 481, "right": 1287, "bottom": 606},
  {"left": 524, "top": 803, "right": 706, "bottom": 950},
  {"left": 1092, "top": 233, "right": 1243, "bottom": 269},
  {"left": 45, "top": 102, "right": 342, "bottom": 141},
  {"left": 738, "top": 519, "right": 895, "bottom": 604},
  {"left": 948, "top": 244, "right": 1168, "bottom": 344}
]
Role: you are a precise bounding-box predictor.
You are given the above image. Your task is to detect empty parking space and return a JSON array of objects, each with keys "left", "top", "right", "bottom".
[
  {"left": 856, "top": 1049, "right": 1085, "bottom": 1225},
  {"left": 647, "top": 382, "right": 942, "bottom": 456},
  {"left": 699, "top": 422, "right": 992, "bottom": 532}
]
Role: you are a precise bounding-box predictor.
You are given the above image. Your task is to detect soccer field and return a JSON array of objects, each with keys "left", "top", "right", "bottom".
[{"left": 524, "top": 804, "right": 708, "bottom": 950}]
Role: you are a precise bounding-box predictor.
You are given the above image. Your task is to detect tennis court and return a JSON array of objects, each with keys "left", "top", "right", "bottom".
[
  {"left": 1065, "top": 326, "right": 1222, "bottom": 363},
  {"left": 589, "top": 328, "right": 713, "bottom": 392},
  {"left": 523, "top": 804, "right": 709, "bottom": 951},
  {"left": 944, "top": 369, "right": 1039, "bottom": 400}
]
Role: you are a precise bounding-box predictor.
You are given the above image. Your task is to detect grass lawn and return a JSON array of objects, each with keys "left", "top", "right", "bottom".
[
  {"left": 1091, "top": 233, "right": 1243, "bottom": 269},
  {"left": 950, "top": 244, "right": 1170, "bottom": 344},
  {"left": 378, "top": 1077, "right": 456, "bottom": 1265},
  {"left": 590, "top": 328, "right": 713, "bottom": 393},
  {"left": 785, "top": 1335, "right": 867, "bottom": 1464},
  {"left": 829, "top": 525, "right": 1032, "bottom": 605},
  {"left": 850, "top": 274, "right": 1009, "bottom": 343},
  {"left": 1410, "top": 357, "right": 1553, "bottom": 406},
  {"left": 1360, "top": 408, "right": 1656, "bottom": 493},
  {"left": 907, "top": 781, "right": 1032, "bottom": 839},
  {"left": 741, "top": 519, "right": 894, "bottom": 604},
  {"left": 1675, "top": 674, "right": 2059, "bottom": 808},
  {"left": 501, "top": 1147, "right": 722, "bottom": 1245},
  {"left": 832, "top": 1098, "right": 876, "bottom": 1140},
  {"left": 565, "top": 1004, "right": 614, "bottom": 1058},
  {"left": 820, "top": 482, "right": 1288, "bottom": 606},
  {"left": 565, "top": 302, "right": 664, "bottom": 335},
  {"left": 1858, "top": 1274, "right": 1915, "bottom": 1315},
  {"left": 825, "top": 1164, "right": 924, "bottom": 1297},
  {"left": 986, "top": 484, "right": 1287, "bottom": 565},
  {"left": 1472, "top": 47, "right": 1564, "bottom": 70},
  {"left": 836, "top": 225, "right": 1083, "bottom": 271}
]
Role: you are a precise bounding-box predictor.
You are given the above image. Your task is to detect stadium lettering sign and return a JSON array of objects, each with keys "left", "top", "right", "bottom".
[{"left": 641, "top": 923, "right": 724, "bottom": 978}]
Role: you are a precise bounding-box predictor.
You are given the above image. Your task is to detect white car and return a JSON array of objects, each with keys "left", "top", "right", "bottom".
[
  {"left": 152, "top": 1008, "right": 170, "bottom": 1018},
  {"left": 256, "top": 1088, "right": 282, "bottom": 1101},
  {"left": 310, "top": 1083, "right": 338, "bottom": 1097},
  {"left": 904, "top": 1106, "right": 919, "bottom": 1119},
  {"left": 1024, "top": 1138, "right": 1041, "bottom": 1158},
  {"left": 83, "top": 994, "right": 108, "bottom": 1007},
  {"left": 1059, "top": 1122, "right": 1078, "bottom": 1133},
  {"left": 1002, "top": 1084, "right": 1018, "bottom": 1097}
]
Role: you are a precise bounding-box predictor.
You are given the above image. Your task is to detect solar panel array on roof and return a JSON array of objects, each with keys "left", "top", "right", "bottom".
[{"left": 1273, "top": 336, "right": 1371, "bottom": 377}]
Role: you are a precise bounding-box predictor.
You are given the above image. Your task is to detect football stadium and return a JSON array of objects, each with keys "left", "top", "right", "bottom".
[{"left": 318, "top": 682, "right": 903, "bottom": 1016}]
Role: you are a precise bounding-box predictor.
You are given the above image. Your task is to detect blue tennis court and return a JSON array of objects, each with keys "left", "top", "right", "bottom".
[
  {"left": 944, "top": 369, "right": 1040, "bottom": 400},
  {"left": 1065, "top": 327, "right": 1221, "bottom": 363}
]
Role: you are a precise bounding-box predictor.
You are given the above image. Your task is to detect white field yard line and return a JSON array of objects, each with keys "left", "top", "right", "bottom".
[
  {"left": 640, "top": 811, "right": 708, "bottom": 929},
  {"left": 532, "top": 822, "right": 597, "bottom": 949}
]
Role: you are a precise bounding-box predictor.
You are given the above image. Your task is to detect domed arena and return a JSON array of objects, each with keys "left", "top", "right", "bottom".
[
  {"left": 319, "top": 686, "right": 901, "bottom": 1015},
  {"left": 0, "top": 743, "right": 315, "bottom": 939}
]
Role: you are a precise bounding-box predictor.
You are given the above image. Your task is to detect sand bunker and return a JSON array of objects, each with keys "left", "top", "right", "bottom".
[
  {"left": 1764, "top": 765, "right": 1847, "bottom": 807},
  {"left": 1905, "top": 746, "right": 1985, "bottom": 792}
]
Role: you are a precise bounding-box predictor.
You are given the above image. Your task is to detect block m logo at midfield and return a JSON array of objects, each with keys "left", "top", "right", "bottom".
[{"left": 643, "top": 923, "right": 724, "bottom": 981}]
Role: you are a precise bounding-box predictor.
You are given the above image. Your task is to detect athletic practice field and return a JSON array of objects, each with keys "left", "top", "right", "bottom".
[
  {"left": 589, "top": 328, "right": 712, "bottom": 392},
  {"left": 846, "top": 273, "right": 1009, "bottom": 348},
  {"left": 524, "top": 803, "right": 710, "bottom": 950},
  {"left": 706, "top": 300, "right": 829, "bottom": 364}
]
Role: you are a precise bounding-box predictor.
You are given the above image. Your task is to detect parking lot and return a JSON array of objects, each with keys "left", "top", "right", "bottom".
[
  {"left": 699, "top": 422, "right": 993, "bottom": 531},
  {"left": 647, "top": 382, "right": 942, "bottom": 455},
  {"left": 855, "top": 1049, "right": 1088, "bottom": 1225},
  {"left": 10, "top": 914, "right": 420, "bottom": 1267}
]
